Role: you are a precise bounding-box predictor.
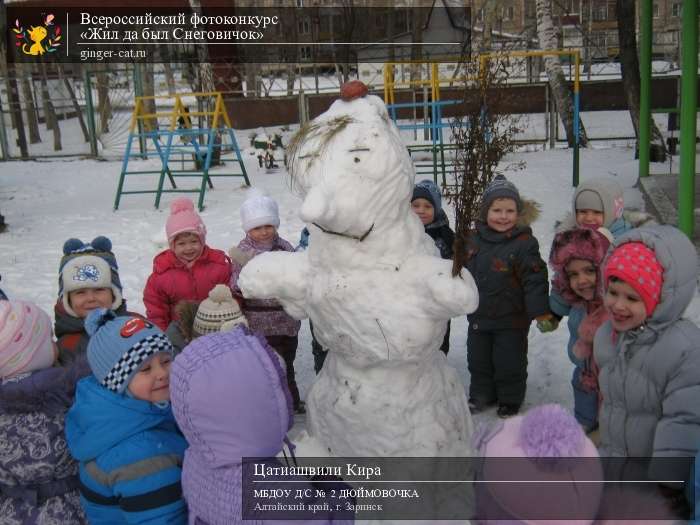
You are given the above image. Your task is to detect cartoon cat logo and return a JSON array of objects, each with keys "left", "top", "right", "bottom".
[{"left": 13, "top": 14, "right": 61, "bottom": 57}]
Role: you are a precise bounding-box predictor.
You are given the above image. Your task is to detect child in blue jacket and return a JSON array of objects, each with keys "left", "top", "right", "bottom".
[{"left": 65, "top": 309, "right": 187, "bottom": 524}]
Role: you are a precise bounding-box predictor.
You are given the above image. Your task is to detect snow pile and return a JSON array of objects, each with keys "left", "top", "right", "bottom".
[{"left": 239, "top": 92, "right": 479, "bottom": 459}]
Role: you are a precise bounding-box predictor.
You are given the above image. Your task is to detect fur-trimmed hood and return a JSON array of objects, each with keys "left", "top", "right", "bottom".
[
  {"left": 173, "top": 300, "right": 199, "bottom": 343},
  {"left": 555, "top": 209, "right": 655, "bottom": 234}
]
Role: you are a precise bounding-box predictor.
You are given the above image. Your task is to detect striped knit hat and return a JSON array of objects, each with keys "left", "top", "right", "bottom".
[
  {"left": 480, "top": 175, "right": 522, "bottom": 219},
  {"left": 0, "top": 301, "right": 56, "bottom": 379},
  {"left": 58, "top": 236, "right": 123, "bottom": 317},
  {"left": 193, "top": 285, "right": 247, "bottom": 337},
  {"left": 86, "top": 309, "right": 173, "bottom": 394}
]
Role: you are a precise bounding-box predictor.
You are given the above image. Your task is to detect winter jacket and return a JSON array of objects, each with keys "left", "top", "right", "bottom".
[
  {"left": 464, "top": 201, "right": 549, "bottom": 330},
  {"left": 594, "top": 225, "right": 700, "bottom": 484},
  {"left": 0, "top": 359, "right": 90, "bottom": 525},
  {"left": 144, "top": 245, "right": 232, "bottom": 331},
  {"left": 54, "top": 301, "right": 135, "bottom": 366},
  {"left": 170, "top": 328, "right": 353, "bottom": 525},
  {"left": 424, "top": 209, "right": 455, "bottom": 260},
  {"left": 230, "top": 235, "right": 301, "bottom": 337},
  {"left": 65, "top": 376, "right": 187, "bottom": 524}
]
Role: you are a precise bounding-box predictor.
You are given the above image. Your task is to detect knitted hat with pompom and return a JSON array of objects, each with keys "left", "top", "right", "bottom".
[
  {"left": 474, "top": 404, "right": 603, "bottom": 525},
  {"left": 58, "top": 236, "right": 123, "bottom": 317},
  {"left": 166, "top": 198, "right": 207, "bottom": 248},
  {"left": 193, "top": 285, "right": 248, "bottom": 336}
]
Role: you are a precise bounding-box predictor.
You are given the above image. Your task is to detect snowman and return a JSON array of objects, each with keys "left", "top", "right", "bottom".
[{"left": 239, "top": 82, "right": 479, "bottom": 459}]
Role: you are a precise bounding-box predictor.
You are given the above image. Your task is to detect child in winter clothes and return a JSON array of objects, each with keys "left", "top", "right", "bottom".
[
  {"left": 144, "top": 197, "right": 231, "bottom": 331},
  {"left": 170, "top": 328, "right": 353, "bottom": 525},
  {"left": 55, "top": 236, "right": 133, "bottom": 364},
  {"left": 473, "top": 404, "right": 602, "bottom": 524},
  {"left": 549, "top": 227, "right": 612, "bottom": 433},
  {"left": 230, "top": 191, "right": 303, "bottom": 413},
  {"left": 464, "top": 175, "right": 549, "bottom": 418},
  {"left": 165, "top": 284, "right": 248, "bottom": 354},
  {"left": 595, "top": 225, "right": 700, "bottom": 490},
  {"left": 0, "top": 300, "right": 88, "bottom": 524},
  {"left": 65, "top": 309, "right": 187, "bottom": 524},
  {"left": 541, "top": 177, "right": 637, "bottom": 333},
  {"left": 411, "top": 179, "right": 455, "bottom": 354}
]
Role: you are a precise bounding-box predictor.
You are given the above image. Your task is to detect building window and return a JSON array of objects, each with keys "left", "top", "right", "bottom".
[
  {"left": 300, "top": 45, "right": 312, "bottom": 60},
  {"left": 503, "top": 6, "right": 514, "bottom": 20},
  {"left": 296, "top": 0, "right": 303, "bottom": 6},
  {"left": 652, "top": 3, "right": 659, "bottom": 18},
  {"left": 672, "top": 2, "right": 681, "bottom": 16},
  {"left": 477, "top": 9, "right": 483, "bottom": 22},
  {"left": 298, "top": 17, "right": 310, "bottom": 34},
  {"left": 593, "top": 4, "right": 607, "bottom": 21}
]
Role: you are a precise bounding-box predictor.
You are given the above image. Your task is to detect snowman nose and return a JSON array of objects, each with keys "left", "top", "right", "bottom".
[{"left": 300, "top": 186, "right": 329, "bottom": 223}]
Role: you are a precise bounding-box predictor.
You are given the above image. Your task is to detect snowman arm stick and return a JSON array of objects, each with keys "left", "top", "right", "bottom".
[{"left": 238, "top": 251, "right": 310, "bottom": 318}]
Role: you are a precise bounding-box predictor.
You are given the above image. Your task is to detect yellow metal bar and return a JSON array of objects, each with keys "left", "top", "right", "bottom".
[
  {"left": 573, "top": 50, "right": 580, "bottom": 93},
  {"left": 212, "top": 94, "right": 221, "bottom": 129},
  {"left": 129, "top": 99, "right": 142, "bottom": 133},
  {"left": 171, "top": 96, "right": 183, "bottom": 131},
  {"left": 219, "top": 94, "right": 233, "bottom": 128}
]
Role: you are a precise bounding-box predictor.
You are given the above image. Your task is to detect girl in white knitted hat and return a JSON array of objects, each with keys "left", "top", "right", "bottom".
[{"left": 230, "top": 190, "right": 304, "bottom": 413}]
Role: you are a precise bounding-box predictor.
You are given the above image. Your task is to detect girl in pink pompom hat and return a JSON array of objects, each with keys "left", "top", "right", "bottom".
[{"left": 144, "top": 198, "right": 232, "bottom": 331}]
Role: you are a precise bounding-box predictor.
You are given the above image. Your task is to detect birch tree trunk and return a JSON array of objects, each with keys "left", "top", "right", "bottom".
[
  {"left": 40, "top": 61, "right": 61, "bottom": 151},
  {"left": 96, "top": 66, "right": 112, "bottom": 134},
  {"left": 535, "top": 0, "right": 588, "bottom": 147},
  {"left": 616, "top": 0, "right": 665, "bottom": 152},
  {"left": 20, "top": 64, "right": 41, "bottom": 143},
  {"left": 59, "top": 65, "right": 89, "bottom": 142}
]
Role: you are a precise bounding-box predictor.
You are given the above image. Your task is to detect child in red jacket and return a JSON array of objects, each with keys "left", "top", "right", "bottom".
[{"left": 144, "top": 198, "right": 231, "bottom": 330}]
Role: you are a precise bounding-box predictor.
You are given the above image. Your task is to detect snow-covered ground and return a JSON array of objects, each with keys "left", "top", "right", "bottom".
[{"left": 1, "top": 135, "right": 700, "bottom": 431}]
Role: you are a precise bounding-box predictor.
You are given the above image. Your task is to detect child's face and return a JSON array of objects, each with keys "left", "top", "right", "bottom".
[
  {"left": 565, "top": 259, "right": 597, "bottom": 301},
  {"left": 69, "top": 287, "right": 114, "bottom": 318},
  {"left": 604, "top": 278, "right": 648, "bottom": 331},
  {"left": 411, "top": 198, "right": 435, "bottom": 225},
  {"left": 486, "top": 198, "right": 518, "bottom": 232},
  {"left": 576, "top": 209, "right": 605, "bottom": 228},
  {"left": 128, "top": 352, "right": 172, "bottom": 403},
  {"left": 248, "top": 225, "right": 277, "bottom": 243},
  {"left": 173, "top": 232, "right": 203, "bottom": 263}
]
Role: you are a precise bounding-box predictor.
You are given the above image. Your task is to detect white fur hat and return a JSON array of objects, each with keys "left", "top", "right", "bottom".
[{"left": 240, "top": 191, "right": 280, "bottom": 233}]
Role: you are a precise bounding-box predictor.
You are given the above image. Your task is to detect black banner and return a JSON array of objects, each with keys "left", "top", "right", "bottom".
[{"left": 6, "top": 7, "right": 470, "bottom": 64}]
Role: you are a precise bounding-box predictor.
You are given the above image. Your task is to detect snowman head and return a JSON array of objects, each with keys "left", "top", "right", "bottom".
[{"left": 287, "top": 92, "right": 415, "bottom": 241}]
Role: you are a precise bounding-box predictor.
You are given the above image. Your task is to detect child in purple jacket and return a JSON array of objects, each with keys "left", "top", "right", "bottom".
[
  {"left": 170, "top": 328, "right": 353, "bottom": 525},
  {"left": 0, "top": 300, "right": 88, "bottom": 524},
  {"left": 229, "top": 191, "right": 303, "bottom": 413}
]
